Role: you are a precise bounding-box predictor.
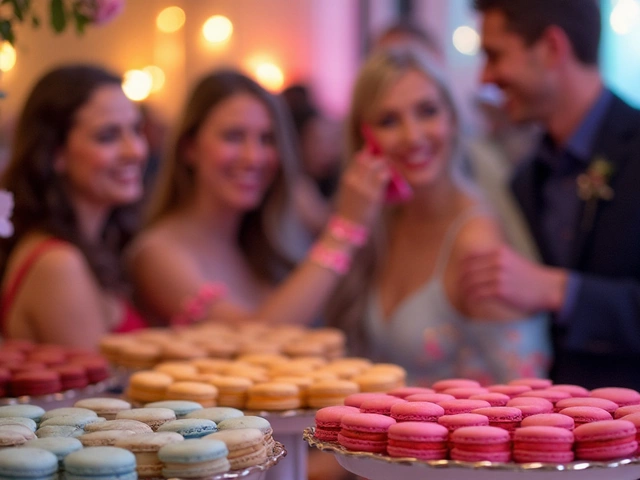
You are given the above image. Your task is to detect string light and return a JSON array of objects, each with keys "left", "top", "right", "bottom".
[
  {"left": 254, "top": 62, "right": 285, "bottom": 92},
  {"left": 202, "top": 15, "right": 233, "bottom": 44},
  {"left": 156, "top": 6, "right": 185, "bottom": 33},
  {"left": 0, "top": 42, "right": 16, "bottom": 72},
  {"left": 452, "top": 26, "right": 480, "bottom": 56},
  {"left": 143, "top": 65, "right": 165, "bottom": 93},
  {"left": 122, "top": 69, "right": 153, "bottom": 101}
]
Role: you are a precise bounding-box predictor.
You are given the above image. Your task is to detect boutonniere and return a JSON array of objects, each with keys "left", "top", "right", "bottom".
[{"left": 576, "top": 156, "right": 614, "bottom": 232}]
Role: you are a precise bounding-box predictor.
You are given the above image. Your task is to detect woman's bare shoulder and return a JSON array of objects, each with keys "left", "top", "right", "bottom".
[{"left": 452, "top": 210, "right": 503, "bottom": 256}]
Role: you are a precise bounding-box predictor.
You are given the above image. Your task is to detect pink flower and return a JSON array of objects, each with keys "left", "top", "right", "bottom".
[
  {"left": 0, "top": 190, "right": 14, "bottom": 238},
  {"left": 77, "top": 0, "right": 124, "bottom": 26}
]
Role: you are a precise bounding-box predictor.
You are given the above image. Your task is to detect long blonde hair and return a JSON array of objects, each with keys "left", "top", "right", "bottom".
[
  {"left": 326, "top": 46, "right": 462, "bottom": 354},
  {"left": 145, "top": 70, "right": 303, "bottom": 282}
]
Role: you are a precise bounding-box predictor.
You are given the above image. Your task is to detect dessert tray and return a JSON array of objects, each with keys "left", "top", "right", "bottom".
[
  {"left": 168, "top": 442, "right": 286, "bottom": 480},
  {"left": 303, "top": 427, "right": 640, "bottom": 480}
]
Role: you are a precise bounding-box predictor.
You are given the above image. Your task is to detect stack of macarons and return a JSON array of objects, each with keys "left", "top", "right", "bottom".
[
  {"left": 311, "top": 377, "right": 640, "bottom": 464},
  {"left": 0, "top": 400, "right": 280, "bottom": 478},
  {"left": 0, "top": 341, "right": 111, "bottom": 398}
]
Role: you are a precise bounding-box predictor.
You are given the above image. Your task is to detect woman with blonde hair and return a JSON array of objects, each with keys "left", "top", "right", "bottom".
[
  {"left": 326, "top": 46, "right": 551, "bottom": 385},
  {"left": 129, "top": 70, "right": 388, "bottom": 326}
]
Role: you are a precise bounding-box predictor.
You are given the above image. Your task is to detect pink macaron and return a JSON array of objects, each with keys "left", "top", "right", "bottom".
[
  {"left": 314, "top": 406, "right": 360, "bottom": 442},
  {"left": 621, "top": 412, "right": 640, "bottom": 454},
  {"left": 359, "top": 396, "right": 407, "bottom": 416},
  {"left": 590, "top": 387, "right": 640, "bottom": 407},
  {"left": 517, "top": 389, "right": 572, "bottom": 405},
  {"left": 558, "top": 406, "right": 612, "bottom": 427},
  {"left": 387, "top": 387, "right": 435, "bottom": 399},
  {"left": 616, "top": 405, "right": 640, "bottom": 419},
  {"left": 405, "top": 393, "right": 455, "bottom": 404},
  {"left": 487, "top": 384, "right": 533, "bottom": 397},
  {"left": 469, "top": 393, "right": 510, "bottom": 407},
  {"left": 344, "top": 393, "right": 395, "bottom": 409},
  {"left": 471, "top": 407, "right": 522, "bottom": 433},
  {"left": 508, "top": 378, "right": 553, "bottom": 390},
  {"left": 513, "top": 426, "right": 575, "bottom": 463},
  {"left": 507, "top": 397, "right": 554, "bottom": 418},
  {"left": 443, "top": 387, "right": 489, "bottom": 399},
  {"left": 387, "top": 422, "right": 448, "bottom": 460},
  {"left": 450, "top": 426, "right": 511, "bottom": 463},
  {"left": 438, "top": 399, "right": 491, "bottom": 415},
  {"left": 574, "top": 419, "right": 638, "bottom": 461},
  {"left": 338, "top": 413, "right": 396, "bottom": 453},
  {"left": 547, "top": 384, "right": 590, "bottom": 398},
  {"left": 555, "top": 397, "right": 618, "bottom": 414},
  {"left": 521, "top": 413, "right": 575, "bottom": 431},
  {"left": 390, "top": 402, "right": 444, "bottom": 423},
  {"left": 437, "top": 413, "right": 489, "bottom": 432},
  {"left": 432, "top": 379, "right": 481, "bottom": 392}
]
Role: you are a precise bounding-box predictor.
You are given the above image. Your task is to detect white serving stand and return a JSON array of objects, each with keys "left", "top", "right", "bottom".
[{"left": 303, "top": 427, "right": 640, "bottom": 480}]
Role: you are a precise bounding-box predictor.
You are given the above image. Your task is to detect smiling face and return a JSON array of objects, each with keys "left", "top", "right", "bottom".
[
  {"left": 367, "top": 68, "right": 456, "bottom": 191},
  {"left": 56, "top": 84, "right": 148, "bottom": 209},
  {"left": 479, "top": 9, "right": 555, "bottom": 124},
  {"left": 186, "top": 92, "right": 279, "bottom": 212}
]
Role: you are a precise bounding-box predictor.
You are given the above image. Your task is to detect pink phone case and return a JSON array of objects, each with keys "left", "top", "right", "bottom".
[{"left": 361, "top": 125, "right": 413, "bottom": 204}]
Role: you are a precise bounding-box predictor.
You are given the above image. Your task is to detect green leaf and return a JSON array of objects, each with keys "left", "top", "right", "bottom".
[
  {"left": 50, "top": 0, "right": 67, "bottom": 33},
  {"left": 71, "top": 7, "right": 90, "bottom": 35},
  {"left": 0, "top": 19, "right": 15, "bottom": 44}
]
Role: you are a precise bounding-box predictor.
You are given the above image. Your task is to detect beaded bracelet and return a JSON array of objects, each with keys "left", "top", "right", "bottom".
[
  {"left": 309, "top": 242, "right": 352, "bottom": 276},
  {"left": 171, "top": 283, "right": 228, "bottom": 327},
  {"left": 327, "top": 215, "right": 369, "bottom": 246}
]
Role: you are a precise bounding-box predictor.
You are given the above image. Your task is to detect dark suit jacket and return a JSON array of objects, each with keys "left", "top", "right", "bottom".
[{"left": 512, "top": 94, "right": 640, "bottom": 389}]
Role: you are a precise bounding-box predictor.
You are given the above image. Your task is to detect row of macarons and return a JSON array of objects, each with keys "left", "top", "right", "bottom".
[
  {"left": 124, "top": 357, "right": 407, "bottom": 409},
  {"left": 0, "top": 400, "right": 279, "bottom": 478},
  {"left": 101, "top": 324, "right": 348, "bottom": 369}
]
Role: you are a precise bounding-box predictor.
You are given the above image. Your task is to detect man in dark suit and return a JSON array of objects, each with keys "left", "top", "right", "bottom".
[{"left": 465, "top": 0, "right": 640, "bottom": 389}]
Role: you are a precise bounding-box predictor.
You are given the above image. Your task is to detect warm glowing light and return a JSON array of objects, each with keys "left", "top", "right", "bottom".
[
  {"left": 122, "top": 69, "right": 153, "bottom": 101},
  {"left": 610, "top": 0, "right": 640, "bottom": 34},
  {"left": 143, "top": 65, "right": 165, "bottom": 92},
  {"left": 254, "top": 62, "right": 285, "bottom": 92},
  {"left": 202, "top": 15, "right": 233, "bottom": 44},
  {"left": 0, "top": 42, "right": 16, "bottom": 72},
  {"left": 156, "top": 6, "right": 185, "bottom": 33},
  {"left": 453, "top": 25, "right": 480, "bottom": 55}
]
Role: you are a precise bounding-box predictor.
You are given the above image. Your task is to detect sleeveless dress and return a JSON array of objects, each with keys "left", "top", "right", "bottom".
[
  {"left": 365, "top": 208, "right": 552, "bottom": 386},
  {"left": 1, "top": 238, "right": 146, "bottom": 338}
]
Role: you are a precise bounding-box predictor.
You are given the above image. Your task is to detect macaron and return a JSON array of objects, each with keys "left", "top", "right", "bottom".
[
  {"left": 306, "top": 380, "right": 359, "bottom": 408},
  {"left": 450, "top": 426, "right": 511, "bottom": 462},
  {"left": 620, "top": 412, "right": 640, "bottom": 454},
  {"left": 205, "top": 428, "right": 268, "bottom": 469},
  {"left": 10, "top": 370, "right": 62, "bottom": 396},
  {"left": 64, "top": 446, "right": 137, "bottom": 480},
  {"left": 314, "top": 406, "right": 360, "bottom": 442},
  {"left": 508, "top": 378, "right": 553, "bottom": 390},
  {"left": 83, "top": 419, "right": 153, "bottom": 434},
  {"left": 555, "top": 397, "right": 618, "bottom": 414},
  {"left": 208, "top": 376, "right": 253, "bottom": 409},
  {"left": 487, "top": 384, "right": 533, "bottom": 397},
  {"left": 343, "top": 393, "right": 394, "bottom": 409},
  {"left": 217, "top": 416, "right": 274, "bottom": 452},
  {"left": 432, "top": 379, "right": 481, "bottom": 392},
  {"left": 547, "top": 384, "right": 590, "bottom": 398},
  {"left": 145, "top": 400, "right": 203, "bottom": 419},
  {"left": 39, "top": 413, "right": 105, "bottom": 430},
  {"left": 126, "top": 371, "right": 173, "bottom": 403},
  {"left": 74, "top": 398, "right": 132, "bottom": 420},
  {"left": 443, "top": 387, "right": 490, "bottom": 399},
  {"left": 558, "top": 406, "right": 612, "bottom": 427},
  {"left": 616, "top": 405, "right": 640, "bottom": 419},
  {"left": 405, "top": 393, "right": 455, "bottom": 404},
  {"left": 157, "top": 419, "right": 218, "bottom": 439},
  {"left": 359, "top": 396, "right": 407, "bottom": 416},
  {"left": 574, "top": 419, "right": 638, "bottom": 461},
  {"left": 387, "top": 422, "right": 448, "bottom": 460},
  {"left": 590, "top": 387, "right": 640, "bottom": 407},
  {"left": 338, "top": 413, "right": 396, "bottom": 453},
  {"left": 78, "top": 430, "right": 138, "bottom": 447},
  {"left": 387, "top": 387, "right": 435, "bottom": 399},
  {"left": 351, "top": 371, "right": 400, "bottom": 393},
  {"left": 438, "top": 399, "right": 491, "bottom": 415},
  {"left": 0, "top": 417, "right": 37, "bottom": 432},
  {"left": 0, "top": 425, "right": 35, "bottom": 447},
  {"left": 51, "top": 365, "right": 89, "bottom": 390},
  {"left": 245, "top": 382, "right": 301, "bottom": 411},
  {"left": 469, "top": 393, "right": 510, "bottom": 407},
  {"left": 513, "top": 426, "right": 575, "bottom": 463},
  {"left": 185, "top": 407, "right": 244, "bottom": 424},
  {"left": 116, "top": 408, "right": 176, "bottom": 431},
  {"left": 35, "top": 425, "right": 84, "bottom": 438},
  {"left": 471, "top": 407, "right": 522, "bottom": 433},
  {"left": 158, "top": 439, "right": 230, "bottom": 478},
  {"left": 165, "top": 381, "right": 218, "bottom": 407},
  {"left": 517, "top": 389, "right": 572, "bottom": 405},
  {"left": 0, "top": 447, "right": 58, "bottom": 480},
  {"left": 390, "top": 402, "right": 444, "bottom": 423},
  {"left": 0, "top": 405, "right": 45, "bottom": 424},
  {"left": 521, "top": 413, "right": 575, "bottom": 431},
  {"left": 23, "top": 437, "right": 83, "bottom": 469},
  {"left": 437, "top": 413, "right": 490, "bottom": 432},
  {"left": 506, "top": 397, "right": 554, "bottom": 417},
  {"left": 41, "top": 408, "right": 97, "bottom": 423},
  {"left": 114, "top": 432, "right": 184, "bottom": 478}
]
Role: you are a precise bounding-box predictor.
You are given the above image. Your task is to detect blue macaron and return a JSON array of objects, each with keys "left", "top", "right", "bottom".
[
  {"left": 0, "top": 447, "right": 58, "bottom": 480},
  {"left": 24, "top": 437, "right": 83, "bottom": 468},
  {"left": 185, "top": 406, "right": 244, "bottom": 423},
  {"left": 64, "top": 446, "right": 136, "bottom": 480},
  {"left": 145, "top": 400, "right": 203, "bottom": 418},
  {"left": 158, "top": 439, "right": 230, "bottom": 478},
  {"left": 157, "top": 418, "right": 218, "bottom": 439},
  {"left": 0, "top": 405, "right": 45, "bottom": 424}
]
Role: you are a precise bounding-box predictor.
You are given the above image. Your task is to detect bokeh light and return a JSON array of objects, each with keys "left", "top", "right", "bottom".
[
  {"left": 254, "top": 62, "right": 285, "bottom": 92},
  {"left": 156, "top": 6, "right": 185, "bottom": 33},
  {"left": 122, "top": 69, "right": 153, "bottom": 101},
  {"left": 202, "top": 15, "right": 233, "bottom": 44},
  {"left": 452, "top": 26, "right": 480, "bottom": 56},
  {"left": 610, "top": 0, "right": 640, "bottom": 34},
  {"left": 0, "top": 42, "right": 16, "bottom": 72},
  {"left": 143, "top": 65, "right": 166, "bottom": 93}
]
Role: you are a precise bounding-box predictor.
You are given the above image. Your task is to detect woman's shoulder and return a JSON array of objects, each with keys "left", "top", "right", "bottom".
[
  {"left": 127, "top": 218, "right": 193, "bottom": 266},
  {"left": 451, "top": 206, "right": 503, "bottom": 256}
]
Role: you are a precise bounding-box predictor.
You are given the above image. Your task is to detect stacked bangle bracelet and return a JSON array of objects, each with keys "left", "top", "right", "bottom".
[{"left": 171, "top": 283, "right": 227, "bottom": 327}]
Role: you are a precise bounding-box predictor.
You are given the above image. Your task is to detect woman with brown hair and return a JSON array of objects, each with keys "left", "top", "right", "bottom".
[{"left": 0, "top": 64, "right": 149, "bottom": 348}]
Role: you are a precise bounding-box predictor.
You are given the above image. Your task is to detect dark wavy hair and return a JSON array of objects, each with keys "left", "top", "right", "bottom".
[
  {"left": 145, "top": 70, "right": 302, "bottom": 283},
  {"left": 0, "top": 64, "right": 141, "bottom": 292}
]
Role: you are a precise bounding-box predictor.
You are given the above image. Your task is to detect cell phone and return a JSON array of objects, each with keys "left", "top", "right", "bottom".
[{"left": 361, "top": 124, "right": 413, "bottom": 204}]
